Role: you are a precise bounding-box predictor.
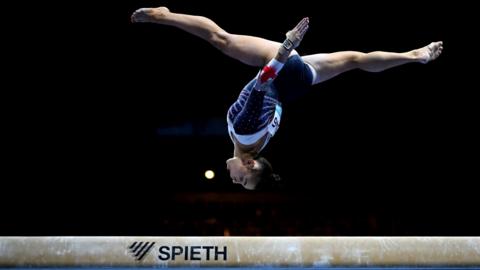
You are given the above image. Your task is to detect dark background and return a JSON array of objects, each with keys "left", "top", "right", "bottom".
[{"left": 3, "top": 0, "right": 477, "bottom": 235}]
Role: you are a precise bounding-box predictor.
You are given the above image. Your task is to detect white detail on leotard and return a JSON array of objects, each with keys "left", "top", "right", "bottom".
[{"left": 227, "top": 104, "right": 282, "bottom": 153}]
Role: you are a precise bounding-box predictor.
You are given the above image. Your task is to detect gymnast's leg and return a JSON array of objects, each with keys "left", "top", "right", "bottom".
[
  {"left": 131, "top": 6, "right": 284, "bottom": 67},
  {"left": 302, "top": 42, "right": 443, "bottom": 84}
]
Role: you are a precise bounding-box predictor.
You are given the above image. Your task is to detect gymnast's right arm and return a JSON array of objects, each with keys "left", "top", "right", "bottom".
[
  {"left": 233, "top": 18, "right": 309, "bottom": 134},
  {"left": 233, "top": 18, "right": 310, "bottom": 134},
  {"left": 252, "top": 17, "right": 309, "bottom": 91}
]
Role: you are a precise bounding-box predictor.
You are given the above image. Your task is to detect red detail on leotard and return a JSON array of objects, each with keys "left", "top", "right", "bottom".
[{"left": 260, "top": 66, "right": 277, "bottom": 83}]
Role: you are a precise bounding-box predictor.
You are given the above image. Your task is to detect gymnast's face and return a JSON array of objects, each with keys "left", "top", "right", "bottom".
[{"left": 226, "top": 157, "right": 260, "bottom": 190}]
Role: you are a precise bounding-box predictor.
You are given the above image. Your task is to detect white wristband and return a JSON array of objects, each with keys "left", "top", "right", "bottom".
[{"left": 268, "top": 59, "right": 284, "bottom": 73}]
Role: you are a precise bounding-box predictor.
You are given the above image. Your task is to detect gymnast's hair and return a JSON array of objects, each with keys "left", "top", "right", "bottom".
[{"left": 253, "top": 156, "right": 283, "bottom": 190}]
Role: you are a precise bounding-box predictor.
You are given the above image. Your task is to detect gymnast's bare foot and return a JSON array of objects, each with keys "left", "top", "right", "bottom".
[
  {"left": 131, "top": 7, "right": 170, "bottom": 23},
  {"left": 414, "top": 41, "right": 443, "bottom": 63}
]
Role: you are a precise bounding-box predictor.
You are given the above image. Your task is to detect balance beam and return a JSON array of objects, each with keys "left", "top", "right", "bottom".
[{"left": 1, "top": 237, "right": 479, "bottom": 267}]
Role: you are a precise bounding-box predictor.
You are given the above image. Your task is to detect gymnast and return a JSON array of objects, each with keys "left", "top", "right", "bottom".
[{"left": 131, "top": 6, "right": 443, "bottom": 190}]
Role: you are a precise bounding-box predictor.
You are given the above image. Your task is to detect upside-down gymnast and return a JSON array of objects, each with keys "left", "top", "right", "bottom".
[{"left": 131, "top": 6, "right": 443, "bottom": 190}]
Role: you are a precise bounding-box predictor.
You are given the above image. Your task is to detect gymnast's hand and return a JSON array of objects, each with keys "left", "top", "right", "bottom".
[{"left": 284, "top": 17, "right": 309, "bottom": 51}]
